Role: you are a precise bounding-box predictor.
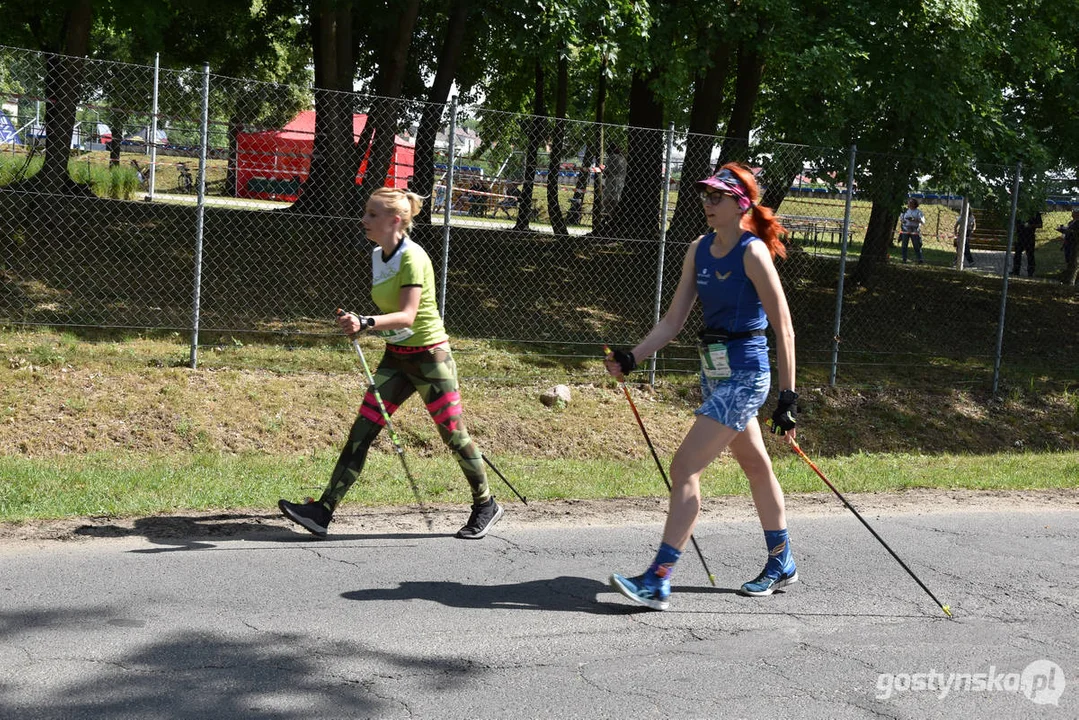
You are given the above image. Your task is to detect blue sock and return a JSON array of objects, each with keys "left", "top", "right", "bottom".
[
  {"left": 644, "top": 542, "right": 682, "bottom": 590},
  {"left": 764, "top": 529, "right": 794, "bottom": 576}
]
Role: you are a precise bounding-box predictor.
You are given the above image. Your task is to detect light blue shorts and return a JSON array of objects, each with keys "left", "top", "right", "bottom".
[{"left": 695, "top": 368, "right": 771, "bottom": 432}]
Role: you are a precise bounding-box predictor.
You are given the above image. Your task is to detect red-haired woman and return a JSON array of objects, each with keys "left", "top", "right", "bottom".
[{"left": 604, "top": 163, "right": 799, "bottom": 610}]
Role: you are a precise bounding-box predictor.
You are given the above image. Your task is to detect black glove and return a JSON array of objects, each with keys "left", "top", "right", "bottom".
[
  {"left": 610, "top": 348, "right": 637, "bottom": 375},
  {"left": 769, "top": 389, "right": 798, "bottom": 435}
]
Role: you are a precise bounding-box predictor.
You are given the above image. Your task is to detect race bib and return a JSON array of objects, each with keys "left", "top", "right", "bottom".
[
  {"left": 699, "top": 342, "right": 731, "bottom": 379},
  {"left": 376, "top": 327, "right": 415, "bottom": 344}
]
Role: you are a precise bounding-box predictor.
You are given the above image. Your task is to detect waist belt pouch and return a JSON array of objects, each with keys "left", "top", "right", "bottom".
[{"left": 698, "top": 327, "right": 766, "bottom": 346}]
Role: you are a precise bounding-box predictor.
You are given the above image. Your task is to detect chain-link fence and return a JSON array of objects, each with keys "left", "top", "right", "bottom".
[{"left": 2, "top": 46, "right": 1077, "bottom": 387}]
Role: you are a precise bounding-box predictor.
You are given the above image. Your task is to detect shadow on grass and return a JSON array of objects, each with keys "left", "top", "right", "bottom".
[{"left": 2, "top": 192, "right": 1076, "bottom": 386}]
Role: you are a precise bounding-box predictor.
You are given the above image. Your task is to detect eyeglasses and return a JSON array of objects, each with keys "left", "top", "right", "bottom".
[{"left": 699, "top": 190, "right": 732, "bottom": 206}]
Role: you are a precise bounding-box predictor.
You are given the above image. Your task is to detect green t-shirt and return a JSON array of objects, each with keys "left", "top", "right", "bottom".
[{"left": 369, "top": 236, "right": 449, "bottom": 347}]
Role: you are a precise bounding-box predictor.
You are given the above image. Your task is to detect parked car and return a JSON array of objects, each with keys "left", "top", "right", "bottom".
[{"left": 121, "top": 128, "right": 168, "bottom": 149}]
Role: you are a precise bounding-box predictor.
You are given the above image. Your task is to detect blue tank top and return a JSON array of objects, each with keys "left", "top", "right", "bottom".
[{"left": 694, "top": 231, "right": 770, "bottom": 372}]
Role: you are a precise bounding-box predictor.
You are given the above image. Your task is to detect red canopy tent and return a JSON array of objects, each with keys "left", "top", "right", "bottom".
[{"left": 235, "top": 110, "right": 415, "bottom": 201}]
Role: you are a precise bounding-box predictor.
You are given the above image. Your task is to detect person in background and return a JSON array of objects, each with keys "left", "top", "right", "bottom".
[
  {"left": 495, "top": 182, "right": 520, "bottom": 219},
  {"left": 1013, "top": 212, "right": 1043, "bottom": 277},
  {"left": 129, "top": 159, "right": 146, "bottom": 187},
  {"left": 898, "top": 199, "right": 926, "bottom": 264},
  {"left": 601, "top": 144, "right": 627, "bottom": 218},
  {"left": 278, "top": 188, "right": 503, "bottom": 540},
  {"left": 604, "top": 163, "right": 799, "bottom": 611},
  {"left": 466, "top": 177, "right": 489, "bottom": 217},
  {"left": 433, "top": 172, "right": 447, "bottom": 212},
  {"left": 954, "top": 210, "right": 977, "bottom": 266},
  {"left": 1058, "top": 207, "right": 1079, "bottom": 286}
]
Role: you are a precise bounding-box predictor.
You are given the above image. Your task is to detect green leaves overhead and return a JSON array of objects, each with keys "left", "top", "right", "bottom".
[{"left": 2, "top": 0, "right": 1074, "bottom": 181}]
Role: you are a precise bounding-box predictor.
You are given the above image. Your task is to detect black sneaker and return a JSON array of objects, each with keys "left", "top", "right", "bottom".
[
  {"left": 278, "top": 498, "right": 332, "bottom": 537},
  {"left": 455, "top": 496, "right": 503, "bottom": 540}
]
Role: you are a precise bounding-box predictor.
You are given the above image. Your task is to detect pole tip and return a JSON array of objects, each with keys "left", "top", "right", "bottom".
[
  {"left": 942, "top": 605, "right": 952, "bottom": 617},
  {"left": 709, "top": 574, "right": 717, "bottom": 587}
]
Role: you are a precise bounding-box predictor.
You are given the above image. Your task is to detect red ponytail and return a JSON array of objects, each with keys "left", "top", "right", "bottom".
[{"left": 723, "top": 163, "right": 788, "bottom": 260}]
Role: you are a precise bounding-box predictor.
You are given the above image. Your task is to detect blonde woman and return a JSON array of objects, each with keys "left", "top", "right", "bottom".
[
  {"left": 605, "top": 164, "right": 799, "bottom": 610},
  {"left": 279, "top": 188, "right": 501, "bottom": 539}
]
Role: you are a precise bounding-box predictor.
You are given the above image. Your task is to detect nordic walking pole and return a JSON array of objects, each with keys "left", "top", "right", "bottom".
[
  {"left": 482, "top": 454, "right": 528, "bottom": 504},
  {"left": 604, "top": 346, "right": 717, "bottom": 587},
  {"left": 336, "top": 309, "right": 434, "bottom": 530},
  {"left": 770, "top": 422, "right": 952, "bottom": 617}
]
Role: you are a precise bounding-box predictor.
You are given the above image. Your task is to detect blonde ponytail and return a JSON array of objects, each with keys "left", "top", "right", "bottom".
[{"left": 371, "top": 187, "right": 426, "bottom": 233}]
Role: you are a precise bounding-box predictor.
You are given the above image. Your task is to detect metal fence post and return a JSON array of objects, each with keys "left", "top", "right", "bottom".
[
  {"left": 148, "top": 52, "right": 160, "bottom": 201},
  {"left": 648, "top": 121, "right": 676, "bottom": 386},
  {"left": 992, "top": 162, "right": 1022, "bottom": 395},
  {"left": 956, "top": 197, "right": 970, "bottom": 270},
  {"left": 189, "top": 62, "right": 210, "bottom": 369},
  {"left": 829, "top": 144, "right": 857, "bottom": 386},
  {"left": 439, "top": 95, "right": 457, "bottom": 318}
]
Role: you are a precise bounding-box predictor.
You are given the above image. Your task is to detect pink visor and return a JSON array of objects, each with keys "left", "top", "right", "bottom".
[{"left": 696, "top": 169, "right": 753, "bottom": 212}]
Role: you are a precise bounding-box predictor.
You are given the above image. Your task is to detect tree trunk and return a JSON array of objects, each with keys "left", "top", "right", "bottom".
[
  {"left": 610, "top": 68, "right": 664, "bottom": 241},
  {"left": 546, "top": 53, "right": 568, "bottom": 237},
  {"left": 565, "top": 146, "right": 590, "bottom": 226},
  {"left": 226, "top": 114, "right": 242, "bottom": 197},
  {"left": 357, "top": 0, "right": 420, "bottom": 207},
  {"left": 851, "top": 202, "right": 900, "bottom": 284},
  {"left": 107, "top": 110, "right": 127, "bottom": 168},
  {"left": 36, "top": 0, "right": 93, "bottom": 194},
  {"left": 716, "top": 37, "right": 765, "bottom": 168},
  {"left": 514, "top": 62, "right": 545, "bottom": 232},
  {"left": 590, "top": 54, "right": 607, "bottom": 224},
  {"left": 760, "top": 149, "right": 807, "bottom": 211},
  {"left": 291, "top": 1, "right": 356, "bottom": 217},
  {"left": 850, "top": 155, "right": 913, "bottom": 285},
  {"left": 668, "top": 43, "right": 732, "bottom": 243},
  {"left": 566, "top": 58, "right": 605, "bottom": 229},
  {"left": 415, "top": 0, "right": 472, "bottom": 225}
]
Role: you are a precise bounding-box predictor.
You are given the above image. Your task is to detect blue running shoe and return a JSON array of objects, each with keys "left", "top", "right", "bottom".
[
  {"left": 739, "top": 566, "right": 798, "bottom": 597},
  {"left": 609, "top": 573, "right": 670, "bottom": 611}
]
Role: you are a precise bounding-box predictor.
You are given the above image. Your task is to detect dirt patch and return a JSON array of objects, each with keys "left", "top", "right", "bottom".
[
  {"left": 2, "top": 361, "right": 1078, "bottom": 460},
  {"left": 2, "top": 488, "right": 1076, "bottom": 551}
]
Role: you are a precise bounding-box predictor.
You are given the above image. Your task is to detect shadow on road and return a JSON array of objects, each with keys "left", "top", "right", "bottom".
[
  {"left": 73, "top": 513, "right": 445, "bottom": 552},
  {"left": 343, "top": 575, "right": 647, "bottom": 615},
  {"left": 0, "top": 606, "right": 454, "bottom": 719}
]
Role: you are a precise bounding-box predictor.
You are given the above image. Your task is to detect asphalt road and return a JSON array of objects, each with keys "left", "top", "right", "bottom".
[{"left": 1, "top": 503, "right": 1075, "bottom": 719}]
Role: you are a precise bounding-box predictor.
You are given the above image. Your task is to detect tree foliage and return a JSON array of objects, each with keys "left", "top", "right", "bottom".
[{"left": 1, "top": 0, "right": 1075, "bottom": 264}]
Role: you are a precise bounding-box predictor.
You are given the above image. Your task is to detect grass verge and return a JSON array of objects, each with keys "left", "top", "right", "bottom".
[
  {"left": 1, "top": 449, "right": 1076, "bottom": 522},
  {"left": 1, "top": 325, "right": 1077, "bottom": 524}
]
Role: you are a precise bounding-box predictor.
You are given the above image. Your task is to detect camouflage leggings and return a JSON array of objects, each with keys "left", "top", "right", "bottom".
[{"left": 319, "top": 342, "right": 488, "bottom": 510}]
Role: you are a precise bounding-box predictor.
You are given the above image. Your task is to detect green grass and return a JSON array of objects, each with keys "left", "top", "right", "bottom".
[
  {"left": 0, "top": 148, "right": 229, "bottom": 197},
  {"left": 2, "top": 151, "right": 143, "bottom": 199},
  {"left": 0, "top": 153, "right": 43, "bottom": 185},
  {"left": 0, "top": 321, "right": 1074, "bottom": 524},
  {"left": 0, "top": 324, "right": 1076, "bottom": 523},
  {"left": 70, "top": 162, "right": 143, "bottom": 200},
  {"left": 2, "top": 182, "right": 1078, "bottom": 525},
  {"left": 1, "top": 449, "right": 1075, "bottom": 522}
]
